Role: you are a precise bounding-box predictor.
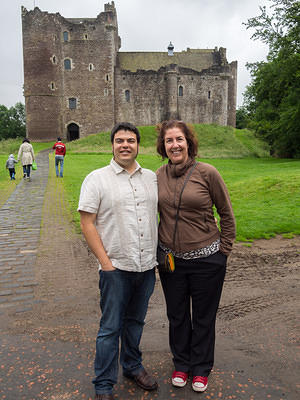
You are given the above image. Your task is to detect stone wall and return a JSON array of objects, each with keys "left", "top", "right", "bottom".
[
  {"left": 115, "top": 65, "right": 232, "bottom": 127},
  {"left": 114, "top": 69, "right": 166, "bottom": 125}
]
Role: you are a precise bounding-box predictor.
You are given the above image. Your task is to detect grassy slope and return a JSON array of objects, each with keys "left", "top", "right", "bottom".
[
  {"left": 0, "top": 139, "right": 52, "bottom": 155},
  {"left": 66, "top": 124, "right": 270, "bottom": 158}
]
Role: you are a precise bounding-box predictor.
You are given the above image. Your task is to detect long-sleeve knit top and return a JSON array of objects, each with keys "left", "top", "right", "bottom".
[{"left": 157, "top": 158, "right": 236, "bottom": 256}]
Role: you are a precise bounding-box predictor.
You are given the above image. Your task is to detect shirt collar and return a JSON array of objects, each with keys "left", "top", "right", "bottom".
[{"left": 110, "top": 158, "right": 142, "bottom": 175}]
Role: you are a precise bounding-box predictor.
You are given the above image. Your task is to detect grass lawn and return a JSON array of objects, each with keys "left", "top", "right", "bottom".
[
  {"left": 0, "top": 142, "right": 52, "bottom": 207},
  {"left": 0, "top": 155, "right": 24, "bottom": 207},
  {"left": 1, "top": 128, "right": 299, "bottom": 243},
  {"left": 62, "top": 154, "right": 300, "bottom": 241}
]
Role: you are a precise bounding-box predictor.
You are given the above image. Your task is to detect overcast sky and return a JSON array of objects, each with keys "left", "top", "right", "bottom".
[{"left": 1, "top": 0, "right": 270, "bottom": 108}]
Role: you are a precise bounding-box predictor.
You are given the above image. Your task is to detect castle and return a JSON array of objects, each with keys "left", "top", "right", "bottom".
[{"left": 22, "top": 2, "right": 237, "bottom": 141}]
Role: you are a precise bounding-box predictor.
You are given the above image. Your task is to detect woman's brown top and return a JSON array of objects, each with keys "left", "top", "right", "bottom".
[{"left": 157, "top": 158, "right": 236, "bottom": 256}]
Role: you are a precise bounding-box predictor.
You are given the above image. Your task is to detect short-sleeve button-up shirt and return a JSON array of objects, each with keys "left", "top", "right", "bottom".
[{"left": 78, "top": 159, "right": 158, "bottom": 272}]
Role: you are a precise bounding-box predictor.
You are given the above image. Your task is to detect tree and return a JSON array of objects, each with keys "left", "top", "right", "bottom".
[
  {"left": 0, "top": 102, "right": 26, "bottom": 140},
  {"left": 236, "top": 106, "right": 250, "bottom": 129},
  {"left": 243, "top": 0, "right": 300, "bottom": 158}
]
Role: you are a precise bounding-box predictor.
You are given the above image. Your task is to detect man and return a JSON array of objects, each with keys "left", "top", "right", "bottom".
[
  {"left": 52, "top": 137, "right": 66, "bottom": 177},
  {"left": 77, "top": 122, "right": 158, "bottom": 400}
]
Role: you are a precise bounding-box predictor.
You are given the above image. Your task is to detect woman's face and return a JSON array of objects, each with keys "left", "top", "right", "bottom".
[{"left": 164, "top": 127, "right": 189, "bottom": 164}]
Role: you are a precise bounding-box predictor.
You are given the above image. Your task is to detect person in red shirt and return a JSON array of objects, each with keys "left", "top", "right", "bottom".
[{"left": 52, "top": 137, "right": 66, "bottom": 177}]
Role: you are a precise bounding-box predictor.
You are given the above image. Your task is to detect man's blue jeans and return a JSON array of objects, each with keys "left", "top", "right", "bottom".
[
  {"left": 55, "top": 155, "right": 64, "bottom": 177},
  {"left": 93, "top": 268, "right": 155, "bottom": 395}
]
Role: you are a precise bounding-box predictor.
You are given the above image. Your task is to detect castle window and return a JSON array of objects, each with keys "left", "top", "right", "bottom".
[
  {"left": 50, "top": 82, "right": 55, "bottom": 90},
  {"left": 208, "top": 91, "right": 211, "bottom": 99},
  {"left": 51, "top": 55, "right": 57, "bottom": 64},
  {"left": 125, "top": 90, "right": 130, "bottom": 102},
  {"left": 84, "top": 34, "right": 88, "bottom": 40},
  {"left": 89, "top": 63, "right": 94, "bottom": 71},
  {"left": 178, "top": 86, "right": 183, "bottom": 97},
  {"left": 106, "top": 74, "right": 110, "bottom": 82},
  {"left": 64, "top": 59, "right": 71, "bottom": 70},
  {"left": 63, "top": 31, "right": 69, "bottom": 42},
  {"left": 69, "top": 98, "right": 77, "bottom": 109}
]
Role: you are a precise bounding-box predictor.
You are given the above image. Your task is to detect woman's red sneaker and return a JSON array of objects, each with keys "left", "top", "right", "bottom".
[
  {"left": 192, "top": 376, "right": 208, "bottom": 392},
  {"left": 171, "top": 371, "right": 188, "bottom": 387}
]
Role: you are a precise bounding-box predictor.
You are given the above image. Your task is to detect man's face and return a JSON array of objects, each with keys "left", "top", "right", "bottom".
[{"left": 112, "top": 130, "right": 138, "bottom": 169}]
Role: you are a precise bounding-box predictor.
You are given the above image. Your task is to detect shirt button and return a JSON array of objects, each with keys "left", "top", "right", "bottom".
[
  {"left": 141, "top": 234, "right": 143, "bottom": 237},
  {"left": 139, "top": 218, "right": 142, "bottom": 222},
  {"left": 137, "top": 203, "right": 139, "bottom": 206},
  {"left": 141, "top": 249, "right": 144, "bottom": 253}
]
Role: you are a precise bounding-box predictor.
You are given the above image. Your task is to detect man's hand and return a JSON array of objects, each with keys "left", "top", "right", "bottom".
[{"left": 101, "top": 262, "right": 116, "bottom": 271}]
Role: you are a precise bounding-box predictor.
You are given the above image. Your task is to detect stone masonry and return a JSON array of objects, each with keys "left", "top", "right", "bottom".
[
  {"left": 22, "top": 2, "right": 237, "bottom": 142},
  {"left": 0, "top": 150, "right": 49, "bottom": 314}
]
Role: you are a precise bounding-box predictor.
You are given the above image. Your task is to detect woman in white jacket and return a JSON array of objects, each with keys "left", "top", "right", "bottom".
[{"left": 18, "top": 138, "right": 35, "bottom": 180}]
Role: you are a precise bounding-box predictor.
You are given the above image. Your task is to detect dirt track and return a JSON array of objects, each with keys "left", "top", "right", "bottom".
[{"left": 0, "top": 169, "right": 299, "bottom": 399}]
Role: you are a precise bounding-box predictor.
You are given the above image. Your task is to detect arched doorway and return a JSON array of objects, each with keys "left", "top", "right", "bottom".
[{"left": 67, "top": 123, "right": 79, "bottom": 141}]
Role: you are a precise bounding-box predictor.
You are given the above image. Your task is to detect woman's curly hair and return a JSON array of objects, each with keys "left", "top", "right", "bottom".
[{"left": 156, "top": 120, "right": 198, "bottom": 160}]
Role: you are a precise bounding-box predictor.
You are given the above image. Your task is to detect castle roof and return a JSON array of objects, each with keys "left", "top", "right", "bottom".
[{"left": 117, "top": 48, "right": 223, "bottom": 73}]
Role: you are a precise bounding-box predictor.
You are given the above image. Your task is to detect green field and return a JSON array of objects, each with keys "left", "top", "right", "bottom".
[
  {"left": 61, "top": 154, "right": 300, "bottom": 241},
  {"left": 1, "top": 125, "right": 299, "bottom": 242}
]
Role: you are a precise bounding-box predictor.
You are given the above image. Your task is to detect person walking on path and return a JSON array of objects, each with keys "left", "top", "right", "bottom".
[
  {"left": 53, "top": 137, "right": 66, "bottom": 177},
  {"left": 17, "top": 138, "right": 35, "bottom": 180},
  {"left": 156, "top": 120, "right": 236, "bottom": 393},
  {"left": 78, "top": 122, "right": 158, "bottom": 400},
  {"left": 6, "top": 154, "right": 18, "bottom": 180}
]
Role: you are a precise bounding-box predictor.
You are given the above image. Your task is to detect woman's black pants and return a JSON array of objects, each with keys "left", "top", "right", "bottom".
[{"left": 159, "top": 252, "right": 226, "bottom": 377}]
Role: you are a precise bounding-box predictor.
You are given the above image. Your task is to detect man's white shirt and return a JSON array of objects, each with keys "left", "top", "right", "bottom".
[{"left": 78, "top": 159, "right": 158, "bottom": 272}]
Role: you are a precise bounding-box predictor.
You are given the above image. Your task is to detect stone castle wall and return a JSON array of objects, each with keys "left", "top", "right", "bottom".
[{"left": 22, "top": 2, "right": 237, "bottom": 141}]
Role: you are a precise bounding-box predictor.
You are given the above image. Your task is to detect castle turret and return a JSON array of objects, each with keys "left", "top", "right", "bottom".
[{"left": 167, "top": 42, "right": 174, "bottom": 56}]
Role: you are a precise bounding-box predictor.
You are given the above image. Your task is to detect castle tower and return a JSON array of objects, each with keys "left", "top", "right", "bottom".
[
  {"left": 166, "top": 65, "right": 179, "bottom": 120},
  {"left": 22, "top": 2, "right": 120, "bottom": 141}
]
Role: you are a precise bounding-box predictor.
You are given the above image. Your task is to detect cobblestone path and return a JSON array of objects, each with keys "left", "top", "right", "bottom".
[{"left": 0, "top": 150, "right": 49, "bottom": 315}]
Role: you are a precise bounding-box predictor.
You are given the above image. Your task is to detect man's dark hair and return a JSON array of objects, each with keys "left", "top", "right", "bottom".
[
  {"left": 110, "top": 122, "right": 140, "bottom": 144},
  {"left": 57, "top": 137, "right": 61, "bottom": 141},
  {"left": 22, "top": 138, "right": 30, "bottom": 143}
]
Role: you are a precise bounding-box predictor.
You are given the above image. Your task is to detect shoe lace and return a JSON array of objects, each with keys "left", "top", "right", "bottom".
[
  {"left": 193, "top": 376, "right": 207, "bottom": 384},
  {"left": 172, "top": 371, "right": 188, "bottom": 380}
]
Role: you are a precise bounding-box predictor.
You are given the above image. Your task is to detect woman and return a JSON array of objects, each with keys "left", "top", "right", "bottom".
[
  {"left": 18, "top": 138, "right": 35, "bottom": 180},
  {"left": 156, "top": 120, "right": 235, "bottom": 392}
]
